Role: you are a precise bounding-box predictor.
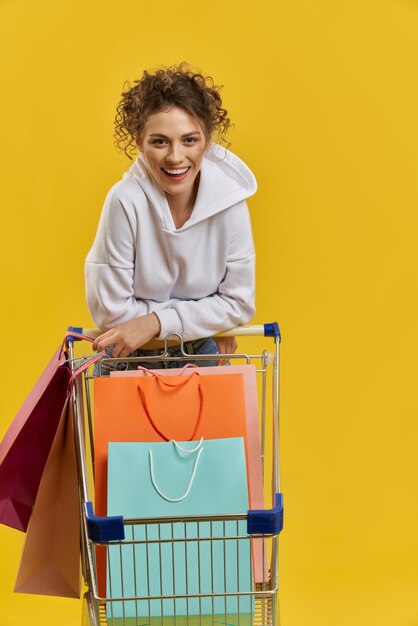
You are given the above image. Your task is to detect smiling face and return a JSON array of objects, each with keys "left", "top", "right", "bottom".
[{"left": 139, "top": 107, "right": 210, "bottom": 208}]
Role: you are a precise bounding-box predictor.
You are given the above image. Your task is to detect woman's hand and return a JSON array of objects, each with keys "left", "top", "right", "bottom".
[
  {"left": 213, "top": 336, "right": 238, "bottom": 366},
  {"left": 93, "top": 313, "right": 161, "bottom": 357}
]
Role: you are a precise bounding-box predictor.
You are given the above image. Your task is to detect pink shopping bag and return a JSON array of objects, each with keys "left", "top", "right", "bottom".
[{"left": 111, "top": 364, "right": 267, "bottom": 582}]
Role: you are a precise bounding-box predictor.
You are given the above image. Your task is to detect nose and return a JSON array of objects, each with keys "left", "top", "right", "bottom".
[{"left": 165, "top": 141, "right": 184, "bottom": 164}]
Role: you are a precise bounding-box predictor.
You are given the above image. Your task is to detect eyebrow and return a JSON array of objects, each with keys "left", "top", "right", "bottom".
[{"left": 149, "top": 131, "right": 202, "bottom": 138}]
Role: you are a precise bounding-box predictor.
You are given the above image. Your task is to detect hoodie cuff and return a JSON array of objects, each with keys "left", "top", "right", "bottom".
[{"left": 154, "top": 308, "right": 183, "bottom": 341}]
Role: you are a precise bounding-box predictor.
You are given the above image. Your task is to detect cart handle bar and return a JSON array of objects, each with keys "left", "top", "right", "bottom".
[
  {"left": 84, "top": 493, "right": 284, "bottom": 543},
  {"left": 68, "top": 322, "right": 280, "bottom": 341}
]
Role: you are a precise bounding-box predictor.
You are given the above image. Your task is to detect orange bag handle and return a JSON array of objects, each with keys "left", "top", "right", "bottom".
[
  {"left": 137, "top": 371, "right": 205, "bottom": 441},
  {"left": 136, "top": 363, "right": 198, "bottom": 376}
]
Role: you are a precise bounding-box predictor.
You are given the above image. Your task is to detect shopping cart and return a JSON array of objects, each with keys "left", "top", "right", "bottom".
[{"left": 67, "top": 323, "right": 283, "bottom": 626}]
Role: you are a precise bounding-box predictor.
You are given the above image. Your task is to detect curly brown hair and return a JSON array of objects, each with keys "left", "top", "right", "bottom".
[{"left": 114, "top": 63, "right": 232, "bottom": 159}]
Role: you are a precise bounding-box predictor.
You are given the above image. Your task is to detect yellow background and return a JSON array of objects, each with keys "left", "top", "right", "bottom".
[{"left": 1, "top": 0, "right": 418, "bottom": 624}]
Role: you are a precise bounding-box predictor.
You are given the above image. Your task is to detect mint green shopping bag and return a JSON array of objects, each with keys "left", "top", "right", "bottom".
[{"left": 107, "top": 438, "right": 253, "bottom": 621}]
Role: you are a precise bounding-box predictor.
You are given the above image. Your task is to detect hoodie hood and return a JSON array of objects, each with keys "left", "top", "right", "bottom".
[{"left": 125, "top": 143, "right": 257, "bottom": 231}]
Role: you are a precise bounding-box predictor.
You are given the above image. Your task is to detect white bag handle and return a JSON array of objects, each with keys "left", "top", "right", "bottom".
[{"left": 149, "top": 439, "right": 204, "bottom": 503}]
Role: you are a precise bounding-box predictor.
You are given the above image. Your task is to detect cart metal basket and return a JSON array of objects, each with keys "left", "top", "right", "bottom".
[{"left": 67, "top": 324, "right": 283, "bottom": 626}]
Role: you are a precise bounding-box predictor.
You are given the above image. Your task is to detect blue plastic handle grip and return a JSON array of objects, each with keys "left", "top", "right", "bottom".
[
  {"left": 247, "top": 493, "right": 284, "bottom": 535},
  {"left": 66, "top": 326, "right": 84, "bottom": 343},
  {"left": 263, "top": 323, "right": 281, "bottom": 340},
  {"left": 85, "top": 502, "right": 125, "bottom": 543}
]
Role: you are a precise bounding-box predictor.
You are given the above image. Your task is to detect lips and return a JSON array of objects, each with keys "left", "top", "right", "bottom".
[{"left": 161, "top": 166, "right": 191, "bottom": 181}]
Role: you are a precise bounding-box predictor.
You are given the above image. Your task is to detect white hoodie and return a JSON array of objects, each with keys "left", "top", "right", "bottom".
[{"left": 85, "top": 143, "right": 257, "bottom": 341}]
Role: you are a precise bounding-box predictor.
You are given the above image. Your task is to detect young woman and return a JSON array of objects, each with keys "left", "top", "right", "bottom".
[{"left": 86, "top": 63, "right": 257, "bottom": 370}]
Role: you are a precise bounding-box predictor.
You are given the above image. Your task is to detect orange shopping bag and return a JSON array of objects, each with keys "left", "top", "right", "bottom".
[
  {"left": 94, "top": 371, "right": 252, "bottom": 594},
  {"left": 115, "top": 365, "right": 264, "bottom": 510}
]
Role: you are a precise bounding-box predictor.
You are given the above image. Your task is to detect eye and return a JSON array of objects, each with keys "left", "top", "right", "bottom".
[
  {"left": 152, "top": 138, "right": 168, "bottom": 145},
  {"left": 184, "top": 137, "right": 198, "bottom": 144}
]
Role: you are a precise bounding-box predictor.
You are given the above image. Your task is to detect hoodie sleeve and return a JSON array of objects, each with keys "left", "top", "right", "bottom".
[
  {"left": 154, "top": 202, "right": 256, "bottom": 341},
  {"left": 85, "top": 187, "right": 156, "bottom": 329}
]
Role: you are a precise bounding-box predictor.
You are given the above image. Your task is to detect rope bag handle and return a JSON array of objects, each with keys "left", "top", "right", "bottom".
[
  {"left": 137, "top": 363, "right": 204, "bottom": 441},
  {"left": 137, "top": 373, "right": 205, "bottom": 441},
  {"left": 136, "top": 363, "right": 199, "bottom": 380},
  {"left": 149, "top": 438, "right": 205, "bottom": 502}
]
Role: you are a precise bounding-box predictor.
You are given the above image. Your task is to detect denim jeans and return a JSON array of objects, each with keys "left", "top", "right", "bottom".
[{"left": 94, "top": 337, "right": 220, "bottom": 377}]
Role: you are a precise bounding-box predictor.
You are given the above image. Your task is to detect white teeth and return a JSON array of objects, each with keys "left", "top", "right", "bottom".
[{"left": 163, "top": 167, "right": 189, "bottom": 175}]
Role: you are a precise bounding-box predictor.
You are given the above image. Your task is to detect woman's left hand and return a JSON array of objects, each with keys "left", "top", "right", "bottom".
[
  {"left": 213, "top": 336, "right": 238, "bottom": 366},
  {"left": 93, "top": 313, "right": 161, "bottom": 357}
]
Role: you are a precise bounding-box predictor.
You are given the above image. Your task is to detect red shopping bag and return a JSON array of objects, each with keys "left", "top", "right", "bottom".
[
  {"left": 0, "top": 347, "right": 72, "bottom": 532},
  {"left": 0, "top": 332, "right": 103, "bottom": 532},
  {"left": 14, "top": 398, "right": 81, "bottom": 598}
]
